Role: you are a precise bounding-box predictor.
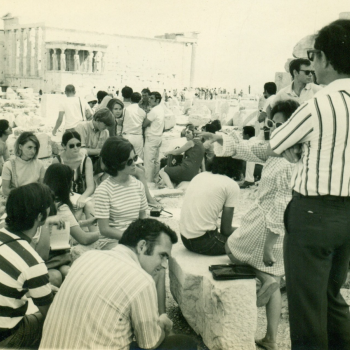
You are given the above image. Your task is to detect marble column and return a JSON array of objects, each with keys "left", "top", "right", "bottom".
[
  {"left": 87, "top": 50, "right": 93, "bottom": 73},
  {"left": 74, "top": 50, "right": 80, "bottom": 71},
  {"left": 4, "top": 30, "right": 10, "bottom": 75},
  {"left": 29, "top": 28, "right": 36, "bottom": 76},
  {"left": 20, "top": 28, "right": 25, "bottom": 76},
  {"left": 94, "top": 51, "right": 102, "bottom": 73},
  {"left": 189, "top": 42, "right": 197, "bottom": 88},
  {"left": 60, "top": 48, "right": 66, "bottom": 71},
  {"left": 15, "top": 30, "right": 20, "bottom": 75},
  {"left": 101, "top": 51, "right": 106, "bottom": 72},
  {"left": 52, "top": 49, "right": 58, "bottom": 70}
]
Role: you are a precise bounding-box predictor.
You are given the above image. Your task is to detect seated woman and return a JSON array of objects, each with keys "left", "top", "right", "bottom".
[
  {"left": 52, "top": 131, "right": 97, "bottom": 228},
  {"left": 0, "top": 119, "right": 12, "bottom": 175},
  {"left": 94, "top": 137, "right": 148, "bottom": 250},
  {"left": 2, "top": 132, "right": 45, "bottom": 197},
  {"left": 179, "top": 156, "right": 242, "bottom": 255},
  {"left": 201, "top": 120, "right": 221, "bottom": 169},
  {"left": 106, "top": 98, "right": 124, "bottom": 136},
  {"left": 40, "top": 163, "right": 99, "bottom": 287},
  {"left": 159, "top": 124, "right": 205, "bottom": 189}
]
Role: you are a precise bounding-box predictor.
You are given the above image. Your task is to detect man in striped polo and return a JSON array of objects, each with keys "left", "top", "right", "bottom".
[
  {"left": 269, "top": 19, "right": 350, "bottom": 350},
  {"left": 0, "top": 183, "right": 62, "bottom": 348}
]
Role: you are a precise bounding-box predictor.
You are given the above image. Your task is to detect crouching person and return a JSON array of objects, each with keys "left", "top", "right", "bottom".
[
  {"left": 40, "top": 219, "right": 197, "bottom": 350},
  {"left": 0, "top": 183, "right": 63, "bottom": 349}
]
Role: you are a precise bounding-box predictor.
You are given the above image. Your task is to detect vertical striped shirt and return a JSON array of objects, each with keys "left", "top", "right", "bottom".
[
  {"left": 0, "top": 229, "right": 53, "bottom": 331},
  {"left": 270, "top": 78, "right": 350, "bottom": 196},
  {"left": 40, "top": 245, "right": 162, "bottom": 350}
]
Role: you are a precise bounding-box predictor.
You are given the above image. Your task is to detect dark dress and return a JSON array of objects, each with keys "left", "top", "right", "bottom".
[{"left": 164, "top": 139, "right": 205, "bottom": 184}]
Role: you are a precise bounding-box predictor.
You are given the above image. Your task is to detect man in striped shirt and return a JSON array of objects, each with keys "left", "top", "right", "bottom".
[
  {"left": 0, "top": 183, "right": 62, "bottom": 348},
  {"left": 269, "top": 19, "right": 350, "bottom": 350},
  {"left": 40, "top": 219, "right": 197, "bottom": 350}
]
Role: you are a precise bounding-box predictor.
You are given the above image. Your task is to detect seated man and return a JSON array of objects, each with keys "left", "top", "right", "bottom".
[
  {"left": 75, "top": 107, "right": 114, "bottom": 165},
  {"left": 180, "top": 156, "right": 242, "bottom": 255},
  {"left": 0, "top": 183, "right": 63, "bottom": 349},
  {"left": 40, "top": 219, "right": 197, "bottom": 350}
]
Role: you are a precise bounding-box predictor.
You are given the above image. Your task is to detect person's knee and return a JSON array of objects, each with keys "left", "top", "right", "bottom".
[
  {"left": 48, "top": 269, "right": 63, "bottom": 287},
  {"left": 84, "top": 200, "right": 94, "bottom": 212},
  {"left": 59, "top": 265, "right": 70, "bottom": 278}
]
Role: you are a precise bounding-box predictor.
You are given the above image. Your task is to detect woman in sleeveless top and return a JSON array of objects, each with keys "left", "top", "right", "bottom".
[{"left": 159, "top": 124, "right": 205, "bottom": 188}]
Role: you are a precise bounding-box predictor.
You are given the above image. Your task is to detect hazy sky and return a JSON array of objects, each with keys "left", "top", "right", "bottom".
[{"left": 1, "top": 0, "right": 349, "bottom": 93}]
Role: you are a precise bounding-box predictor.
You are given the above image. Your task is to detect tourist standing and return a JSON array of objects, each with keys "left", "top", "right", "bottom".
[{"left": 0, "top": 120, "right": 12, "bottom": 175}]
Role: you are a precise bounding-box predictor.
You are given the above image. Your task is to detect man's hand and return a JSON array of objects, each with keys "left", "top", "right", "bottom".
[
  {"left": 45, "top": 216, "right": 66, "bottom": 230},
  {"left": 75, "top": 197, "right": 86, "bottom": 209},
  {"left": 158, "top": 313, "right": 173, "bottom": 335},
  {"left": 281, "top": 144, "right": 302, "bottom": 163},
  {"left": 198, "top": 132, "right": 223, "bottom": 144},
  {"left": 263, "top": 245, "right": 276, "bottom": 267},
  {"left": 52, "top": 128, "right": 57, "bottom": 136},
  {"left": 258, "top": 111, "right": 267, "bottom": 123}
]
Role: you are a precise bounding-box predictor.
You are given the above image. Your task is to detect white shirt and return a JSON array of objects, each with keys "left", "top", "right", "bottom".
[
  {"left": 262, "top": 94, "right": 276, "bottom": 112},
  {"left": 180, "top": 172, "right": 240, "bottom": 239},
  {"left": 145, "top": 104, "right": 165, "bottom": 137},
  {"left": 59, "top": 96, "right": 90, "bottom": 130},
  {"left": 123, "top": 103, "right": 146, "bottom": 135}
]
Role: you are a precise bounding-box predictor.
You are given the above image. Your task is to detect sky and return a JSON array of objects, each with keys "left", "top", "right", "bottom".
[{"left": 1, "top": 0, "right": 349, "bottom": 93}]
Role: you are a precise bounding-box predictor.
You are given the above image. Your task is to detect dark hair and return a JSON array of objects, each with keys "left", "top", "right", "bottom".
[
  {"left": 131, "top": 92, "right": 142, "bottom": 103},
  {"left": 203, "top": 120, "right": 221, "bottom": 133},
  {"left": 0, "top": 119, "right": 10, "bottom": 137},
  {"left": 270, "top": 100, "right": 300, "bottom": 121},
  {"left": 119, "top": 218, "right": 178, "bottom": 254},
  {"left": 314, "top": 19, "right": 350, "bottom": 75},
  {"left": 65, "top": 84, "right": 75, "bottom": 94},
  {"left": 61, "top": 130, "right": 81, "bottom": 146},
  {"left": 121, "top": 86, "right": 133, "bottom": 99},
  {"left": 106, "top": 98, "right": 124, "bottom": 113},
  {"left": 6, "top": 183, "right": 53, "bottom": 232},
  {"left": 97, "top": 91, "right": 108, "bottom": 104},
  {"left": 263, "top": 82, "right": 277, "bottom": 95},
  {"left": 141, "top": 88, "right": 151, "bottom": 95},
  {"left": 93, "top": 107, "right": 114, "bottom": 127},
  {"left": 100, "top": 136, "right": 134, "bottom": 176},
  {"left": 242, "top": 126, "right": 255, "bottom": 138},
  {"left": 289, "top": 58, "right": 311, "bottom": 78},
  {"left": 44, "top": 163, "right": 74, "bottom": 212},
  {"left": 150, "top": 91, "right": 162, "bottom": 103},
  {"left": 207, "top": 156, "right": 244, "bottom": 180},
  {"left": 15, "top": 132, "right": 40, "bottom": 158}
]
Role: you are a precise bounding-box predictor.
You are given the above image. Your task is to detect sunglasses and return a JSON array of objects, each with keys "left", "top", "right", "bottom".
[
  {"left": 299, "top": 69, "right": 314, "bottom": 76},
  {"left": 266, "top": 119, "right": 283, "bottom": 128},
  {"left": 124, "top": 155, "right": 138, "bottom": 166},
  {"left": 307, "top": 49, "right": 321, "bottom": 62},
  {"left": 68, "top": 142, "right": 81, "bottom": 149}
]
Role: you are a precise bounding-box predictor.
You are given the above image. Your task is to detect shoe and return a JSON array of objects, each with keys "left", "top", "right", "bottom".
[
  {"left": 255, "top": 338, "right": 278, "bottom": 350},
  {"left": 239, "top": 181, "right": 255, "bottom": 189}
]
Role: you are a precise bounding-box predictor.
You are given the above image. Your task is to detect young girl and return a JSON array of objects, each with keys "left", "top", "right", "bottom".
[{"left": 106, "top": 98, "right": 124, "bottom": 136}]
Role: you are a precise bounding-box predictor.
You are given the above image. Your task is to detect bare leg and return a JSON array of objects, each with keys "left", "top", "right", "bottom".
[
  {"left": 48, "top": 269, "right": 63, "bottom": 287},
  {"left": 134, "top": 166, "right": 161, "bottom": 207},
  {"left": 159, "top": 168, "right": 174, "bottom": 189},
  {"left": 153, "top": 268, "right": 166, "bottom": 315},
  {"left": 59, "top": 265, "right": 70, "bottom": 279}
]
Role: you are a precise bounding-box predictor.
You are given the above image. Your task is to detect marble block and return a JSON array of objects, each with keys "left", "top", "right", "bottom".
[{"left": 169, "top": 244, "right": 257, "bottom": 350}]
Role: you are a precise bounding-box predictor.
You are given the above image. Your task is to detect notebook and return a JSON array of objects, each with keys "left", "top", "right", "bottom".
[{"left": 50, "top": 222, "right": 70, "bottom": 251}]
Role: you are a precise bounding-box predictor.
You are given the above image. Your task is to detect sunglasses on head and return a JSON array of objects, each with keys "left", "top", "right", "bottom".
[
  {"left": 307, "top": 49, "right": 321, "bottom": 62},
  {"left": 68, "top": 142, "right": 81, "bottom": 149},
  {"left": 124, "top": 155, "right": 138, "bottom": 166},
  {"left": 299, "top": 69, "right": 314, "bottom": 76},
  {"left": 266, "top": 119, "right": 283, "bottom": 129}
]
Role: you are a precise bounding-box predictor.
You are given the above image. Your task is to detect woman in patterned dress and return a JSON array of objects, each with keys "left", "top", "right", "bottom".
[{"left": 203, "top": 100, "right": 299, "bottom": 350}]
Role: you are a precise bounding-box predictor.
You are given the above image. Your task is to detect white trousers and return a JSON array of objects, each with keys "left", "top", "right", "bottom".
[
  {"left": 245, "top": 161, "right": 255, "bottom": 182},
  {"left": 144, "top": 135, "right": 162, "bottom": 182},
  {"left": 123, "top": 134, "right": 144, "bottom": 159}
]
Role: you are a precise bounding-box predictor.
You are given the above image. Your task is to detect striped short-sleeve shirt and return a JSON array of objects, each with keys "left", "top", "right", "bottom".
[
  {"left": 40, "top": 246, "right": 162, "bottom": 349},
  {"left": 94, "top": 176, "right": 148, "bottom": 232},
  {"left": 270, "top": 78, "right": 350, "bottom": 197},
  {"left": 0, "top": 229, "right": 53, "bottom": 331}
]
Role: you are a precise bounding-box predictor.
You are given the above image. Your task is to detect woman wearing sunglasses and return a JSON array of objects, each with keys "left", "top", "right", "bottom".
[{"left": 94, "top": 137, "right": 148, "bottom": 250}]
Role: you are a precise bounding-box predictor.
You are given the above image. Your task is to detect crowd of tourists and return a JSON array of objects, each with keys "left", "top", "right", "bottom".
[{"left": 0, "top": 18, "right": 350, "bottom": 350}]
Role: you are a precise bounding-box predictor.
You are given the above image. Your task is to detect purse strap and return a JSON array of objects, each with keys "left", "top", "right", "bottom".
[
  {"left": 79, "top": 97, "right": 84, "bottom": 121},
  {"left": 10, "top": 159, "right": 18, "bottom": 188}
]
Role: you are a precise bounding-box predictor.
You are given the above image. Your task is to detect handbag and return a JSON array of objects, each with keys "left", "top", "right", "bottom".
[{"left": 46, "top": 249, "right": 72, "bottom": 269}]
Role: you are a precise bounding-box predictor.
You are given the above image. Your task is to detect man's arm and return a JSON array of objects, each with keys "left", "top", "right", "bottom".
[
  {"left": 220, "top": 207, "right": 235, "bottom": 236},
  {"left": 143, "top": 117, "right": 151, "bottom": 128},
  {"left": 52, "top": 111, "right": 64, "bottom": 135}
]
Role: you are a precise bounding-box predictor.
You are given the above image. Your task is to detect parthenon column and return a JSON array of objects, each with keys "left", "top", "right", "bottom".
[
  {"left": 87, "top": 50, "right": 93, "bottom": 73},
  {"left": 52, "top": 49, "right": 58, "bottom": 70},
  {"left": 15, "top": 30, "right": 20, "bottom": 75},
  {"left": 35, "top": 28, "right": 40, "bottom": 76},
  {"left": 29, "top": 28, "right": 36, "bottom": 76},
  {"left": 20, "top": 29, "right": 25, "bottom": 76},
  {"left": 94, "top": 51, "right": 102, "bottom": 73},
  {"left": 101, "top": 52, "right": 106, "bottom": 73},
  {"left": 74, "top": 50, "right": 80, "bottom": 71},
  {"left": 189, "top": 42, "right": 197, "bottom": 88},
  {"left": 60, "top": 48, "right": 66, "bottom": 71}
]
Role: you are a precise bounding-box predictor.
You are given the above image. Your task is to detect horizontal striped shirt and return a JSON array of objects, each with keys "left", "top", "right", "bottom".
[
  {"left": 270, "top": 78, "right": 350, "bottom": 196},
  {"left": 94, "top": 176, "right": 148, "bottom": 233},
  {"left": 40, "top": 245, "right": 162, "bottom": 349},
  {"left": 0, "top": 229, "right": 53, "bottom": 331}
]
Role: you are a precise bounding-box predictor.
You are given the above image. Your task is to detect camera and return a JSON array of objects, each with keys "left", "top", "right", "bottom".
[
  {"left": 263, "top": 127, "right": 270, "bottom": 141},
  {"left": 150, "top": 208, "right": 161, "bottom": 217}
]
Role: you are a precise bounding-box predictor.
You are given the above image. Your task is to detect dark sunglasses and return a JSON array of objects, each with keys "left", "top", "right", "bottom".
[
  {"left": 307, "top": 49, "right": 321, "bottom": 62},
  {"left": 69, "top": 142, "right": 81, "bottom": 149},
  {"left": 124, "top": 155, "right": 138, "bottom": 166},
  {"left": 266, "top": 119, "right": 283, "bottom": 128},
  {"left": 299, "top": 69, "right": 314, "bottom": 76}
]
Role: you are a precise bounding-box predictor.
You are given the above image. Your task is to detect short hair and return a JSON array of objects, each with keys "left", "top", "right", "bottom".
[
  {"left": 106, "top": 98, "right": 124, "bottom": 112},
  {"left": 121, "top": 86, "right": 133, "bottom": 99},
  {"left": 203, "top": 120, "right": 221, "bottom": 133},
  {"left": 6, "top": 183, "right": 53, "bottom": 232},
  {"left": 141, "top": 88, "right": 151, "bottom": 95},
  {"left": 314, "top": 19, "right": 350, "bottom": 75},
  {"left": 61, "top": 130, "right": 81, "bottom": 146},
  {"left": 0, "top": 119, "right": 10, "bottom": 137},
  {"left": 100, "top": 136, "right": 134, "bottom": 176},
  {"left": 93, "top": 108, "right": 114, "bottom": 127},
  {"left": 263, "top": 82, "right": 277, "bottom": 95},
  {"left": 131, "top": 92, "right": 142, "bottom": 103},
  {"left": 119, "top": 218, "right": 178, "bottom": 255},
  {"left": 65, "top": 84, "right": 75, "bottom": 94},
  {"left": 207, "top": 156, "right": 244, "bottom": 180},
  {"left": 150, "top": 91, "right": 162, "bottom": 103},
  {"left": 97, "top": 91, "right": 108, "bottom": 104},
  {"left": 243, "top": 126, "right": 255, "bottom": 138},
  {"left": 15, "top": 132, "right": 40, "bottom": 158},
  {"left": 289, "top": 58, "right": 311, "bottom": 78},
  {"left": 44, "top": 163, "right": 74, "bottom": 212},
  {"left": 270, "top": 100, "right": 300, "bottom": 121}
]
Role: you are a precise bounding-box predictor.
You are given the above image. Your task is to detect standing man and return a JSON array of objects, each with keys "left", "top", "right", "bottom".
[
  {"left": 269, "top": 19, "right": 350, "bottom": 350},
  {"left": 261, "top": 82, "right": 277, "bottom": 119},
  {"left": 40, "top": 219, "right": 197, "bottom": 350},
  {"left": 121, "top": 86, "right": 133, "bottom": 108},
  {"left": 52, "top": 85, "right": 91, "bottom": 136},
  {"left": 139, "top": 88, "right": 151, "bottom": 113},
  {"left": 143, "top": 91, "right": 164, "bottom": 182},
  {"left": 240, "top": 126, "right": 257, "bottom": 189}
]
